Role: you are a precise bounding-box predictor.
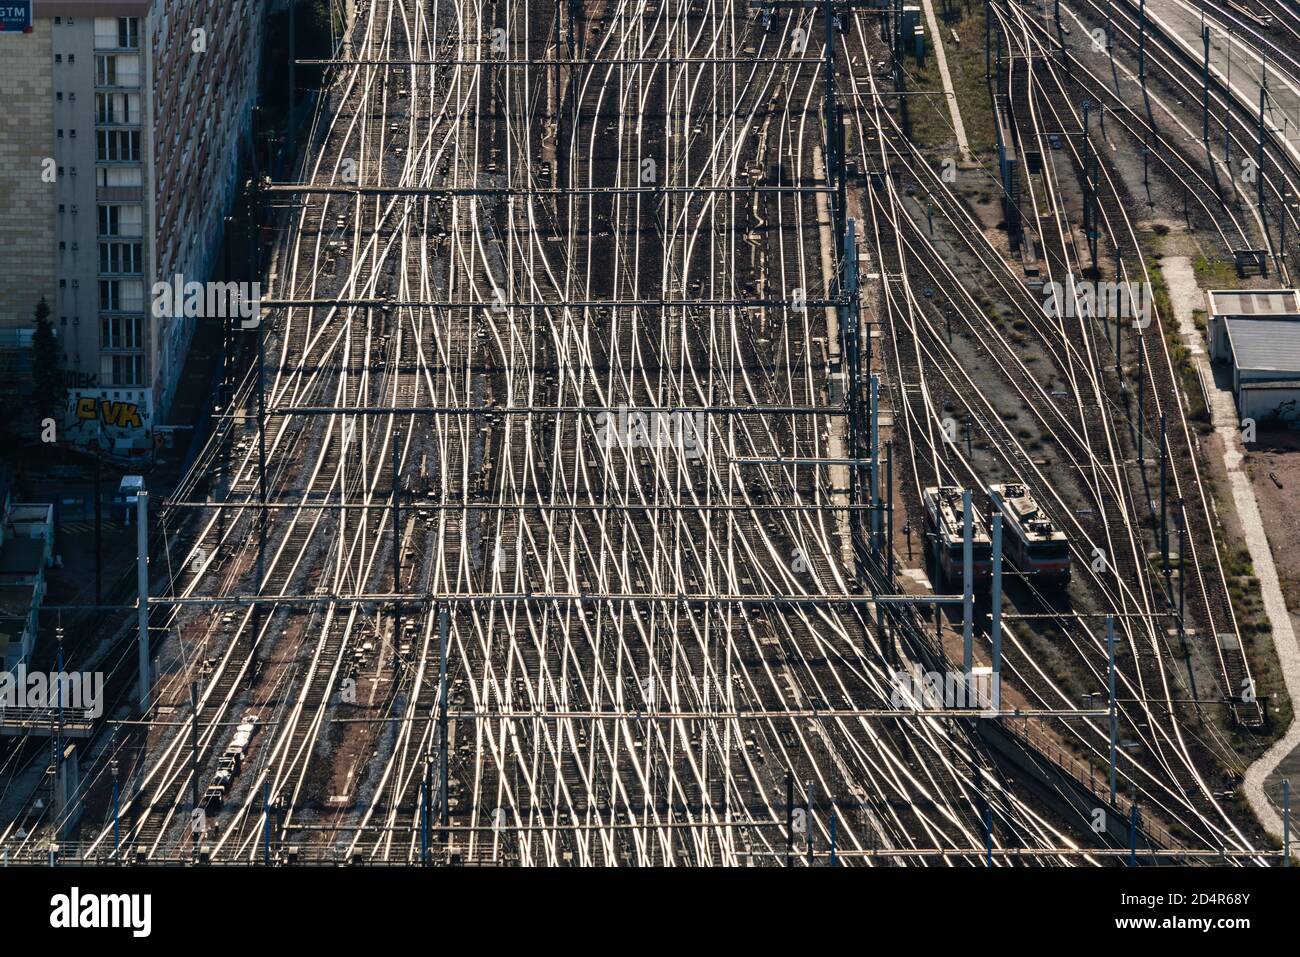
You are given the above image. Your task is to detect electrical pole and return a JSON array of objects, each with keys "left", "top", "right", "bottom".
[
  {"left": 1259, "top": 57, "right": 1268, "bottom": 223},
  {"left": 94, "top": 431, "right": 103, "bottom": 608},
  {"left": 785, "top": 770, "right": 794, "bottom": 866},
  {"left": 422, "top": 754, "right": 431, "bottom": 865},
  {"left": 136, "top": 491, "right": 150, "bottom": 712},
  {"left": 1177, "top": 499, "right": 1187, "bottom": 637},
  {"left": 438, "top": 606, "right": 450, "bottom": 844},
  {"left": 190, "top": 680, "right": 201, "bottom": 814},
  {"left": 1137, "top": 337, "right": 1146, "bottom": 467},
  {"left": 805, "top": 779, "right": 815, "bottom": 866},
  {"left": 870, "top": 375, "right": 880, "bottom": 560},
  {"left": 391, "top": 430, "right": 403, "bottom": 655},
  {"left": 1284, "top": 778, "right": 1291, "bottom": 865},
  {"left": 1108, "top": 614, "right": 1118, "bottom": 806},
  {"left": 990, "top": 493, "right": 1003, "bottom": 706},
  {"left": 1202, "top": 25, "right": 1211, "bottom": 145},
  {"left": 885, "top": 440, "right": 894, "bottom": 586},
  {"left": 288, "top": 0, "right": 297, "bottom": 163},
  {"left": 263, "top": 779, "right": 272, "bottom": 865},
  {"left": 111, "top": 737, "right": 120, "bottom": 859},
  {"left": 253, "top": 176, "right": 268, "bottom": 686},
  {"left": 1226, "top": 30, "right": 1233, "bottom": 164},
  {"left": 1138, "top": 0, "right": 1146, "bottom": 81},
  {"left": 53, "top": 628, "right": 63, "bottom": 803},
  {"left": 221, "top": 214, "right": 234, "bottom": 409},
  {"left": 963, "top": 489, "right": 974, "bottom": 676},
  {"left": 1160, "top": 414, "right": 1169, "bottom": 589}
]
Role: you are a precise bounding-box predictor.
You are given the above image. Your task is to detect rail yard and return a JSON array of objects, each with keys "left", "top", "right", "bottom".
[{"left": 3, "top": 0, "right": 1300, "bottom": 875}]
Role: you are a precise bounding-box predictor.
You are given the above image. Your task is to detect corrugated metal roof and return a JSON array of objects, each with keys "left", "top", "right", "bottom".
[
  {"left": 1208, "top": 289, "right": 1300, "bottom": 317},
  {"left": 1225, "top": 318, "right": 1300, "bottom": 375}
]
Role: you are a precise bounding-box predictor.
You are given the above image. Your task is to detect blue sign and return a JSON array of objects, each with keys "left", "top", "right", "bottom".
[{"left": 0, "top": 2, "right": 32, "bottom": 33}]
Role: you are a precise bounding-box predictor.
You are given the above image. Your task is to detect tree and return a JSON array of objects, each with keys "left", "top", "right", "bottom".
[{"left": 32, "top": 297, "right": 65, "bottom": 429}]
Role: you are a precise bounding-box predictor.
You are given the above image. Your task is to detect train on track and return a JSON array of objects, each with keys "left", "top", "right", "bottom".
[
  {"left": 989, "top": 483, "right": 1072, "bottom": 584},
  {"left": 922, "top": 486, "right": 993, "bottom": 587},
  {"left": 203, "top": 713, "right": 260, "bottom": 811}
]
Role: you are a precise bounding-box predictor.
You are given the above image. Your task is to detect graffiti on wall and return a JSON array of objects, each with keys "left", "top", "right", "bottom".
[
  {"left": 73, "top": 395, "right": 144, "bottom": 429},
  {"left": 1274, "top": 398, "right": 1300, "bottom": 428}
]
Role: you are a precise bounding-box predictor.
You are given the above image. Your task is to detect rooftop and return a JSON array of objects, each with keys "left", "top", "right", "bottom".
[
  {"left": 1224, "top": 318, "right": 1300, "bottom": 376},
  {"left": 1207, "top": 289, "right": 1300, "bottom": 318}
]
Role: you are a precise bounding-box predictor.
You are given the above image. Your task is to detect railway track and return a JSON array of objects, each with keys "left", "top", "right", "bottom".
[
  {"left": 848, "top": 0, "right": 1270, "bottom": 855},
  {"left": 2, "top": 0, "right": 1280, "bottom": 867}
]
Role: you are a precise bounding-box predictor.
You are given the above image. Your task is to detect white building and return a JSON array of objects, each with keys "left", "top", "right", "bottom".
[{"left": 1207, "top": 290, "right": 1300, "bottom": 427}]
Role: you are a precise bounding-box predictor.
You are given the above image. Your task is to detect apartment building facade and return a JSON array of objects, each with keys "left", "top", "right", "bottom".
[{"left": 0, "top": 0, "right": 264, "bottom": 453}]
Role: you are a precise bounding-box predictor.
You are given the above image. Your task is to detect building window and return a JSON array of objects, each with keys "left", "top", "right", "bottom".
[
  {"left": 95, "top": 16, "right": 140, "bottom": 50},
  {"left": 97, "top": 203, "right": 142, "bottom": 237},
  {"left": 98, "top": 205, "right": 119, "bottom": 235},
  {"left": 101, "top": 354, "right": 145, "bottom": 386},
  {"left": 96, "top": 129, "right": 141, "bottom": 162},
  {"left": 99, "top": 280, "right": 120, "bottom": 310},
  {"left": 101, "top": 315, "right": 143, "bottom": 350},
  {"left": 94, "top": 54, "right": 140, "bottom": 87},
  {"left": 118, "top": 17, "right": 139, "bottom": 48},
  {"left": 98, "top": 279, "right": 143, "bottom": 312},
  {"left": 95, "top": 92, "right": 140, "bottom": 125},
  {"left": 99, "top": 241, "right": 143, "bottom": 275},
  {"left": 96, "top": 166, "right": 143, "bottom": 188}
]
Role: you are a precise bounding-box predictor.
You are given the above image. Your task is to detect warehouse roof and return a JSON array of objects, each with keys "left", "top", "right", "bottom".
[
  {"left": 1208, "top": 289, "right": 1300, "bottom": 317},
  {"left": 1224, "top": 318, "right": 1300, "bottom": 375}
]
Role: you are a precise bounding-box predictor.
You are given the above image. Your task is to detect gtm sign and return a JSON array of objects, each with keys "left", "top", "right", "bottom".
[{"left": 0, "top": 2, "right": 32, "bottom": 33}]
